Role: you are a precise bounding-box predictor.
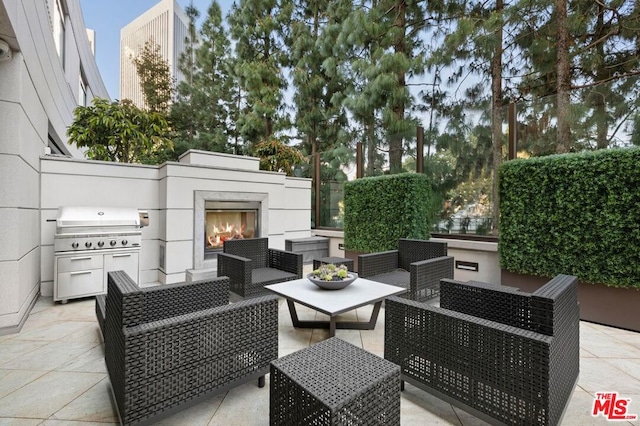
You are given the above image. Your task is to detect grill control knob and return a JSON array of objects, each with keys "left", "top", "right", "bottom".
[
  {"left": 85, "top": 242, "right": 92, "bottom": 248},
  {"left": 97, "top": 241, "right": 104, "bottom": 247},
  {"left": 122, "top": 240, "right": 128, "bottom": 246},
  {"left": 110, "top": 240, "right": 117, "bottom": 247},
  {"left": 71, "top": 242, "right": 79, "bottom": 249}
]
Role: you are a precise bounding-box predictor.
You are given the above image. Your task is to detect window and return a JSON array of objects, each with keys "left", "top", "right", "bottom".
[
  {"left": 52, "top": 0, "right": 65, "bottom": 67},
  {"left": 79, "top": 71, "right": 87, "bottom": 106}
]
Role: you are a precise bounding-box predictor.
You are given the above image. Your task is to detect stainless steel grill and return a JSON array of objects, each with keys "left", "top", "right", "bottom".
[
  {"left": 54, "top": 206, "right": 143, "bottom": 253},
  {"left": 53, "top": 206, "right": 147, "bottom": 303}
]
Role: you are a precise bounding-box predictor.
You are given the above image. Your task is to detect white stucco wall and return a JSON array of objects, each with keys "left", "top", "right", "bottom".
[
  {"left": 39, "top": 152, "right": 312, "bottom": 290},
  {"left": 0, "top": 0, "right": 108, "bottom": 332}
]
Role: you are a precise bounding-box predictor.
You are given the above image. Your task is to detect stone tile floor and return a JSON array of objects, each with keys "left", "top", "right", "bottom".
[{"left": 1, "top": 294, "right": 639, "bottom": 425}]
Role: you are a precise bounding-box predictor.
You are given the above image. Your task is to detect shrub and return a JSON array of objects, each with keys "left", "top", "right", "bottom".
[
  {"left": 499, "top": 148, "right": 640, "bottom": 288},
  {"left": 344, "top": 173, "right": 435, "bottom": 253}
]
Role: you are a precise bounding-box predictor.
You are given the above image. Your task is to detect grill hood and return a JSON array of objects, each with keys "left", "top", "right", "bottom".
[{"left": 56, "top": 206, "right": 141, "bottom": 231}]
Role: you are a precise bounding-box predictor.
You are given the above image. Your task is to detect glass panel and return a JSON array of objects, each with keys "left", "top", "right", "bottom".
[{"left": 425, "top": 101, "right": 501, "bottom": 236}]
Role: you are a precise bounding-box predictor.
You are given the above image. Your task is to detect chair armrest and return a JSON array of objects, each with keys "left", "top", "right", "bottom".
[
  {"left": 268, "top": 249, "right": 302, "bottom": 277},
  {"left": 439, "top": 278, "right": 533, "bottom": 330},
  {"left": 106, "top": 271, "right": 142, "bottom": 330},
  {"left": 218, "top": 252, "right": 252, "bottom": 286},
  {"left": 358, "top": 250, "right": 399, "bottom": 277},
  {"left": 407, "top": 256, "right": 454, "bottom": 302},
  {"left": 139, "top": 276, "right": 230, "bottom": 323},
  {"left": 531, "top": 274, "right": 579, "bottom": 336}
]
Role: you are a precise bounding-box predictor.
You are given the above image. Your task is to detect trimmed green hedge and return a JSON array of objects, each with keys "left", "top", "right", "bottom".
[
  {"left": 499, "top": 148, "right": 640, "bottom": 289},
  {"left": 343, "top": 173, "right": 434, "bottom": 253}
]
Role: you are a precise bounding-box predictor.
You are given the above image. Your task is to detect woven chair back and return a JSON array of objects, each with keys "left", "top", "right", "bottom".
[
  {"left": 398, "top": 239, "right": 447, "bottom": 271},
  {"left": 223, "top": 237, "right": 268, "bottom": 268}
]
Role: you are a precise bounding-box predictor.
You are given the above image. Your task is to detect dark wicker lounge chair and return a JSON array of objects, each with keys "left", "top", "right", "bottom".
[
  {"left": 358, "top": 238, "right": 454, "bottom": 301},
  {"left": 385, "top": 274, "right": 580, "bottom": 426},
  {"left": 98, "top": 270, "right": 279, "bottom": 426},
  {"left": 218, "top": 237, "right": 302, "bottom": 298}
]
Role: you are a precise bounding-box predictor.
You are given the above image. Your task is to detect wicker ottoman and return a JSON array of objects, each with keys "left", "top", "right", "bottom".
[
  {"left": 270, "top": 337, "right": 400, "bottom": 425},
  {"left": 313, "top": 256, "right": 355, "bottom": 272}
]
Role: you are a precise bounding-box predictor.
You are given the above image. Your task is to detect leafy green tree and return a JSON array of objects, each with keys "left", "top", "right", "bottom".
[
  {"left": 67, "top": 98, "right": 173, "bottom": 164},
  {"left": 253, "top": 138, "right": 307, "bottom": 176},
  {"left": 133, "top": 40, "right": 174, "bottom": 114}
]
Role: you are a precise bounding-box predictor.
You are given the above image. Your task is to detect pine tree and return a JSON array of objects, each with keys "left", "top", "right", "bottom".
[
  {"left": 228, "top": 0, "right": 291, "bottom": 150},
  {"left": 171, "top": 1, "right": 236, "bottom": 157},
  {"left": 422, "top": 0, "right": 510, "bottom": 233},
  {"left": 555, "top": 0, "right": 572, "bottom": 152},
  {"left": 288, "top": 0, "right": 353, "bottom": 227},
  {"left": 331, "top": 0, "right": 425, "bottom": 175},
  {"left": 288, "top": 0, "right": 350, "bottom": 157},
  {"left": 514, "top": 0, "right": 640, "bottom": 152},
  {"left": 191, "top": 0, "right": 235, "bottom": 152}
]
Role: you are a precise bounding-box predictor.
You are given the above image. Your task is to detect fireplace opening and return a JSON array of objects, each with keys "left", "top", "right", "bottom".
[{"left": 204, "top": 201, "right": 260, "bottom": 259}]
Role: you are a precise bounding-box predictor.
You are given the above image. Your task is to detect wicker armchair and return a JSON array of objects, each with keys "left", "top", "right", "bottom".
[
  {"left": 100, "top": 270, "right": 279, "bottom": 426},
  {"left": 358, "top": 238, "right": 454, "bottom": 301},
  {"left": 385, "top": 274, "right": 580, "bottom": 426},
  {"left": 218, "top": 237, "right": 302, "bottom": 298}
]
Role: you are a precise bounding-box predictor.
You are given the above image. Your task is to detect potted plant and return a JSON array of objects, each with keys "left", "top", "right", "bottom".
[
  {"left": 307, "top": 264, "right": 357, "bottom": 290},
  {"left": 499, "top": 148, "right": 640, "bottom": 331}
]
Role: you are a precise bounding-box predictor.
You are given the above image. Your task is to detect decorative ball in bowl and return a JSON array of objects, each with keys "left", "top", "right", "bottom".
[{"left": 307, "top": 264, "right": 358, "bottom": 290}]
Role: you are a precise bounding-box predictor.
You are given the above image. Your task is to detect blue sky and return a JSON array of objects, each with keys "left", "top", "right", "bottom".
[{"left": 80, "top": 0, "right": 234, "bottom": 100}]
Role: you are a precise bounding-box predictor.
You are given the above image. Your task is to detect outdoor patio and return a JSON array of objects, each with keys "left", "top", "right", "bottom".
[{"left": 1, "top": 280, "right": 639, "bottom": 425}]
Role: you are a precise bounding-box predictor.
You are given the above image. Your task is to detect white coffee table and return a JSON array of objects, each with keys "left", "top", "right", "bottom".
[{"left": 264, "top": 277, "right": 406, "bottom": 337}]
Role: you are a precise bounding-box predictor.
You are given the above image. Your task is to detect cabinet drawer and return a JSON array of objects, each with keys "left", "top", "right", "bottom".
[
  {"left": 57, "top": 255, "right": 103, "bottom": 272},
  {"left": 105, "top": 252, "right": 140, "bottom": 284},
  {"left": 56, "top": 269, "right": 104, "bottom": 300}
]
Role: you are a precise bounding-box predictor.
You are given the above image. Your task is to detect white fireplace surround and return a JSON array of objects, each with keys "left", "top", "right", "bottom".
[{"left": 194, "top": 190, "right": 269, "bottom": 270}]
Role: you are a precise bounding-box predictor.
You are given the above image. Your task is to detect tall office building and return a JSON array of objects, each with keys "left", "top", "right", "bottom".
[{"left": 120, "top": 0, "right": 189, "bottom": 107}]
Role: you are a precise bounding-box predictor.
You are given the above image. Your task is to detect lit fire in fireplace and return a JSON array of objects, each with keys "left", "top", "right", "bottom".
[
  {"left": 205, "top": 210, "right": 256, "bottom": 250},
  {"left": 207, "top": 222, "right": 246, "bottom": 248}
]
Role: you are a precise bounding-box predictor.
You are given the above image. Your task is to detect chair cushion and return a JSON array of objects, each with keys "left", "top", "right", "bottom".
[
  {"left": 252, "top": 267, "right": 298, "bottom": 285},
  {"left": 366, "top": 269, "right": 410, "bottom": 290}
]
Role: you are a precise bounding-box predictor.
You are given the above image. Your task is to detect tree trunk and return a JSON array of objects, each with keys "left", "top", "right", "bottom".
[
  {"left": 367, "top": 119, "right": 376, "bottom": 176},
  {"left": 389, "top": 0, "right": 406, "bottom": 174},
  {"left": 491, "top": 0, "right": 503, "bottom": 235},
  {"left": 594, "top": 2, "right": 608, "bottom": 149},
  {"left": 556, "top": 0, "right": 572, "bottom": 153}
]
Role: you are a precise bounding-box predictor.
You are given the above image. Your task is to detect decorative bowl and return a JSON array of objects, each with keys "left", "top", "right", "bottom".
[{"left": 307, "top": 272, "right": 358, "bottom": 290}]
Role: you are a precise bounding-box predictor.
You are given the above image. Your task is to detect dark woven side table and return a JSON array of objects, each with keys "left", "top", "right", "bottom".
[
  {"left": 270, "top": 337, "right": 401, "bottom": 425},
  {"left": 313, "top": 256, "right": 355, "bottom": 272}
]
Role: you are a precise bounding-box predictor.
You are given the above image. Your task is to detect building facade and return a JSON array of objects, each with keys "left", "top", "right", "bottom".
[
  {"left": 119, "top": 0, "right": 189, "bottom": 107},
  {"left": 0, "top": 0, "right": 109, "bottom": 333}
]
